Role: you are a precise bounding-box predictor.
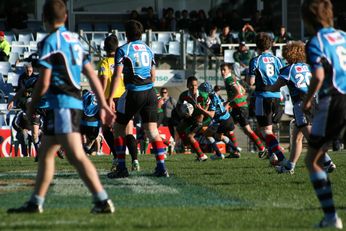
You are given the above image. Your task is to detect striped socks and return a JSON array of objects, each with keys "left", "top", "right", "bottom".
[
  {"left": 114, "top": 136, "right": 126, "bottom": 169},
  {"left": 151, "top": 141, "right": 166, "bottom": 171}
]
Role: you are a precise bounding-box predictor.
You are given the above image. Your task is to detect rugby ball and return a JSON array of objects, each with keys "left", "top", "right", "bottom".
[{"left": 180, "top": 102, "right": 194, "bottom": 118}]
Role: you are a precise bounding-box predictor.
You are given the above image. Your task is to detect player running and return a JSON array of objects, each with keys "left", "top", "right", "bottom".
[
  {"left": 302, "top": 0, "right": 346, "bottom": 228},
  {"left": 7, "top": 0, "right": 115, "bottom": 214},
  {"left": 196, "top": 81, "right": 239, "bottom": 159},
  {"left": 265, "top": 41, "right": 336, "bottom": 174},
  {"left": 221, "top": 62, "right": 267, "bottom": 158},
  {"left": 248, "top": 32, "right": 286, "bottom": 165},
  {"left": 107, "top": 20, "right": 168, "bottom": 177},
  {"left": 176, "top": 76, "right": 210, "bottom": 161}
]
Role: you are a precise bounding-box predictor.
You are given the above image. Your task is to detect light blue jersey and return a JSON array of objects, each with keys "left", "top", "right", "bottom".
[
  {"left": 249, "top": 52, "right": 284, "bottom": 98},
  {"left": 39, "top": 26, "right": 89, "bottom": 109},
  {"left": 306, "top": 27, "right": 346, "bottom": 97},
  {"left": 279, "top": 63, "right": 311, "bottom": 103},
  {"left": 115, "top": 40, "right": 155, "bottom": 91},
  {"left": 209, "top": 92, "right": 230, "bottom": 122}
]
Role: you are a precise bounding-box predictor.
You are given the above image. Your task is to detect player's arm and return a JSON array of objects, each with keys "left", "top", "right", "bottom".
[
  {"left": 150, "top": 65, "right": 156, "bottom": 82},
  {"left": 83, "top": 62, "right": 115, "bottom": 126},
  {"left": 264, "top": 78, "right": 286, "bottom": 92},
  {"left": 303, "top": 67, "right": 324, "bottom": 112},
  {"left": 196, "top": 104, "right": 215, "bottom": 118},
  {"left": 7, "top": 87, "right": 26, "bottom": 110}
]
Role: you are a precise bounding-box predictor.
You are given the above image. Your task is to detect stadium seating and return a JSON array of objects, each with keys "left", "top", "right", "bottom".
[
  {"left": 224, "top": 49, "right": 235, "bottom": 63},
  {"left": 36, "top": 32, "right": 48, "bottom": 42},
  {"left": 5, "top": 34, "right": 16, "bottom": 43},
  {"left": 151, "top": 41, "right": 167, "bottom": 55},
  {"left": 157, "top": 32, "right": 173, "bottom": 45},
  {"left": 18, "top": 33, "right": 34, "bottom": 45},
  {"left": 0, "top": 62, "right": 11, "bottom": 76},
  {"left": 168, "top": 41, "right": 180, "bottom": 56},
  {"left": 8, "top": 52, "right": 19, "bottom": 66},
  {"left": 6, "top": 72, "right": 20, "bottom": 88}
]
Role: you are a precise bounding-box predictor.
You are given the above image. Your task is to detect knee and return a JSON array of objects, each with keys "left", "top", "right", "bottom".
[{"left": 145, "top": 128, "right": 159, "bottom": 141}]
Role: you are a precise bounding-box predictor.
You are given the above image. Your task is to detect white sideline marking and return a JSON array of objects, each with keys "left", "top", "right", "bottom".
[{"left": 0, "top": 220, "right": 90, "bottom": 227}]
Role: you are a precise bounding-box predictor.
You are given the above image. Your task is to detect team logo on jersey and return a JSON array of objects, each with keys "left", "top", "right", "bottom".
[
  {"left": 263, "top": 57, "right": 274, "bottom": 63},
  {"left": 62, "top": 32, "right": 79, "bottom": 43},
  {"left": 324, "top": 32, "right": 345, "bottom": 45},
  {"left": 295, "top": 66, "right": 309, "bottom": 72},
  {"left": 133, "top": 44, "right": 146, "bottom": 51}
]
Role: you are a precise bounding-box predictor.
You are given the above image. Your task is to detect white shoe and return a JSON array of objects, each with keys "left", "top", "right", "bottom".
[
  {"left": 324, "top": 162, "right": 336, "bottom": 173},
  {"left": 269, "top": 153, "right": 279, "bottom": 166},
  {"left": 315, "top": 216, "right": 343, "bottom": 229},
  {"left": 197, "top": 154, "right": 208, "bottom": 161},
  {"left": 210, "top": 154, "right": 225, "bottom": 160},
  {"left": 275, "top": 165, "right": 294, "bottom": 174}
]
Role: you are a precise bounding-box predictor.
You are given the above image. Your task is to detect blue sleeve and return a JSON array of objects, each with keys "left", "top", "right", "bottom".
[
  {"left": 38, "top": 40, "right": 54, "bottom": 69},
  {"left": 306, "top": 37, "right": 324, "bottom": 71},
  {"left": 115, "top": 47, "right": 125, "bottom": 67},
  {"left": 279, "top": 66, "right": 290, "bottom": 81},
  {"left": 249, "top": 57, "right": 257, "bottom": 77},
  {"left": 209, "top": 95, "right": 216, "bottom": 111}
]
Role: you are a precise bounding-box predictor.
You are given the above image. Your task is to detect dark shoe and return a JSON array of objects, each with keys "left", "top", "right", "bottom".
[
  {"left": 153, "top": 168, "right": 169, "bottom": 177},
  {"left": 258, "top": 149, "right": 268, "bottom": 159},
  {"left": 225, "top": 152, "right": 241, "bottom": 158},
  {"left": 7, "top": 201, "right": 43, "bottom": 213},
  {"left": 91, "top": 199, "right": 115, "bottom": 214},
  {"left": 107, "top": 168, "right": 129, "bottom": 179},
  {"left": 57, "top": 149, "right": 64, "bottom": 159}
]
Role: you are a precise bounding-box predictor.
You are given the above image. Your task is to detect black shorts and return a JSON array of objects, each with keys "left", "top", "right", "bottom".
[
  {"left": 80, "top": 125, "right": 100, "bottom": 140},
  {"left": 116, "top": 88, "right": 158, "bottom": 125},
  {"left": 255, "top": 97, "right": 282, "bottom": 127},
  {"left": 309, "top": 95, "right": 346, "bottom": 149},
  {"left": 217, "top": 116, "right": 235, "bottom": 133},
  {"left": 31, "top": 108, "right": 47, "bottom": 126},
  {"left": 43, "top": 109, "right": 81, "bottom": 136},
  {"left": 231, "top": 107, "right": 250, "bottom": 127}
]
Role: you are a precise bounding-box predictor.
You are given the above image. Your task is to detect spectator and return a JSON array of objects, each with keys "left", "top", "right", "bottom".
[
  {"left": 177, "top": 10, "right": 190, "bottom": 31},
  {"left": 229, "top": 10, "right": 243, "bottom": 31},
  {"left": 205, "top": 25, "right": 221, "bottom": 55},
  {"left": 239, "top": 23, "right": 256, "bottom": 43},
  {"left": 219, "top": 24, "right": 237, "bottom": 44},
  {"left": 160, "top": 87, "right": 177, "bottom": 139},
  {"left": 274, "top": 25, "right": 292, "bottom": 43},
  {"left": 160, "top": 7, "right": 176, "bottom": 31},
  {"left": 211, "top": 8, "right": 226, "bottom": 31},
  {"left": 0, "top": 31, "right": 10, "bottom": 61},
  {"left": 17, "top": 63, "right": 38, "bottom": 91},
  {"left": 129, "top": 10, "right": 141, "bottom": 21},
  {"left": 142, "top": 6, "right": 159, "bottom": 31},
  {"left": 233, "top": 41, "right": 255, "bottom": 78}
]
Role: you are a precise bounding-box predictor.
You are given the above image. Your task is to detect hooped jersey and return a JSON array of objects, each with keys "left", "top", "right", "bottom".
[
  {"left": 39, "top": 26, "right": 89, "bottom": 110},
  {"left": 115, "top": 40, "right": 155, "bottom": 91},
  {"left": 279, "top": 63, "right": 311, "bottom": 103},
  {"left": 208, "top": 92, "right": 230, "bottom": 122},
  {"left": 224, "top": 76, "right": 248, "bottom": 108},
  {"left": 306, "top": 27, "right": 346, "bottom": 97},
  {"left": 249, "top": 52, "right": 284, "bottom": 98},
  {"left": 178, "top": 90, "right": 210, "bottom": 117}
]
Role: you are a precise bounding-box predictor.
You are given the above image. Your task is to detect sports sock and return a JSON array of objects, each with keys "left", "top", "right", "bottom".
[
  {"left": 310, "top": 171, "right": 337, "bottom": 220},
  {"left": 190, "top": 140, "right": 204, "bottom": 157},
  {"left": 265, "top": 134, "right": 285, "bottom": 161},
  {"left": 151, "top": 140, "right": 166, "bottom": 171},
  {"left": 207, "top": 137, "right": 221, "bottom": 156},
  {"left": 228, "top": 131, "right": 239, "bottom": 147},
  {"left": 286, "top": 161, "right": 295, "bottom": 170},
  {"left": 249, "top": 131, "right": 265, "bottom": 151},
  {"left": 103, "top": 128, "right": 117, "bottom": 159},
  {"left": 92, "top": 190, "right": 108, "bottom": 203},
  {"left": 29, "top": 194, "right": 45, "bottom": 206},
  {"left": 222, "top": 136, "right": 237, "bottom": 152},
  {"left": 125, "top": 134, "right": 138, "bottom": 162},
  {"left": 323, "top": 153, "right": 332, "bottom": 166},
  {"left": 114, "top": 136, "right": 126, "bottom": 169}
]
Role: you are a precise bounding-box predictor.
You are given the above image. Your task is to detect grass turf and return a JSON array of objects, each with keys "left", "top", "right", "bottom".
[{"left": 0, "top": 151, "right": 345, "bottom": 231}]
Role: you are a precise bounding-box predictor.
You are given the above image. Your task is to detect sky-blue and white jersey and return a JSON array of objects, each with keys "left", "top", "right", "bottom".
[
  {"left": 279, "top": 63, "right": 311, "bottom": 103},
  {"left": 115, "top": 40, "right": 155, "bottom": 91},
  {"left": 208, "top": 92, "right": 230, "bottom": 122},
  {"left": 39, "top": 26, "right": 89, "bottom": 110},
  {"left": 306, "top": 27, "right": 346, "bottom": 97},
  {"left": 249, "top": 52, "right": 284, "bottom": 98}
]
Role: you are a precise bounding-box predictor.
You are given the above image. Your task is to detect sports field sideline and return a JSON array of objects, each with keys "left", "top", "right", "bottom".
[{"left": 0, "top": 152, "right": 345, "bottom": 231}]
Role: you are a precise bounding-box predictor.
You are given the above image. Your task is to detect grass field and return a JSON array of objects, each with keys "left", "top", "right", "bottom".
[{"left": 0, "top": 151, "right": 345, "bottom": 231}]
